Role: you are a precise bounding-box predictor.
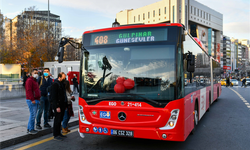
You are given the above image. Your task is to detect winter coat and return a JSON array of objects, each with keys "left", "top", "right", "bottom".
[
  {"left": 50, "top": 80, "right": 67, "bottom": 109},
  {"left": 25, "top": 76, "right": 41, "bottom": 101},
  {"left": 37, "top": 76, "right": 52, "bottom": 96}
]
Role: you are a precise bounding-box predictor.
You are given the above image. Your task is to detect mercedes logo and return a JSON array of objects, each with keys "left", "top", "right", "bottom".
[{"left": 118, "top": 112, "right": 126, "bottom": 121}]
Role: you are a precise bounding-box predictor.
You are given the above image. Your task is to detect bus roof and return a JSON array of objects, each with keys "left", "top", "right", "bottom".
[{"left": 83, "top": 23, "right": 183, "bottom": 34}]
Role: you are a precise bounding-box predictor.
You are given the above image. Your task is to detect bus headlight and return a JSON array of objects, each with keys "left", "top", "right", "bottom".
[
  {"left": 159, "top": 109, "right": 180, "bottom": 130},
  {"left": 169, "top": 121, "right": 174, "bottom": 127},
  {"left": 79, "top": 105, "right": 91, "bottom": 125}
]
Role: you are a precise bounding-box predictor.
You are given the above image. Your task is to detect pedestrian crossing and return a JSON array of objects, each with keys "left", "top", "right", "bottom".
[{"left": 221, "top": 85, "right": 250, "bottom": 88}]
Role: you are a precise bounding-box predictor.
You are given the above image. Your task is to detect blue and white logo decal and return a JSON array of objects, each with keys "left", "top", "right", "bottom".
[
  {"left": 100, "top": 111, "right": 111, "bottom": 119},
  {"left": 98, "top": 127, "right": 103, "bottom": 133},
  {"left": 93, "top": 127, "right": 98, "bottom": 133},
  {"left": 103, "top": 128, "right": 108, "bottom": 134}
]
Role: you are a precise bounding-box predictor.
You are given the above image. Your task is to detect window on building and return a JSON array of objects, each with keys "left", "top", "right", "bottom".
[
  {"left": 200, "top": 10, "right": 202, "bottom": 17},
  {"left": 143, "top": 13, "right": 145, "bottom": 20},
  {"left": 153, "top": 10, "right": 155, "bottom": 17},
  {"left": 191, "top": 6, "right": 193, "bottom": 14},
  {"left": 148, "top": 12, "right": 150, "bottom": 19},
  {"left": 197, "top": 9, "right": 199, "bottom": 16},
  {"left": 209, "top": 14, "right": 211, "bottom": 21},
  {"left": 194, "top": 7, "right": 196, "bottom": 15},
  {"left": 203, "top": 12, "right": 205, "bottom": 19},
  {"left": 206, "top": 13, "right": 208, "bottom": 20},
  {"left": 159, "top": 9, "right": 161, "bottom": 16},
  {"left": 165, "top": 7, "right": 167, "bottom": 14},
  {"left": 134, "top": 16, "right": 136, "bottom": 22},
  {"left": 138, "top": 15, "right": 140, "bottom": 21}
]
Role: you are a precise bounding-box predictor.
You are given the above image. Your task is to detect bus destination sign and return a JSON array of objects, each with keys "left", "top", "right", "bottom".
[{"left": 90, "top": 28, "right": 168, "bottom": 46}]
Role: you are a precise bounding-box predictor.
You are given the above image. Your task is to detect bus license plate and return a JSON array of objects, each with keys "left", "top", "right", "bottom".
[{"left": 111, "top": 129, "right": 134, "bottom": 137}]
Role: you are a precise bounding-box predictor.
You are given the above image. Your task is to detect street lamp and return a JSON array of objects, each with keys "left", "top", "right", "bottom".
[{"left": 112, "top": 18, "right": 120, "bottom": 27}]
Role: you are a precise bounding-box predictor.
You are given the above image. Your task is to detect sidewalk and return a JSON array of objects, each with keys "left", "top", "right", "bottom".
[{"left": 0, "top": 95, "right": 79, "bottom": 149}]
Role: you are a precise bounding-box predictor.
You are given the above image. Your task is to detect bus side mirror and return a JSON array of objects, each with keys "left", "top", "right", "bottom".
[
  {"left": 58, "top": 47, "right": 64, "bottom": 63},
  {"left": 186, "top": 52, "right": 195, "bottom": 72}
]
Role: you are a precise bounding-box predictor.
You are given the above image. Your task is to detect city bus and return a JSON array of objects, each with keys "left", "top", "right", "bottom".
[{"left": 60, "top": 23, "right": 221, "bottom": 141}]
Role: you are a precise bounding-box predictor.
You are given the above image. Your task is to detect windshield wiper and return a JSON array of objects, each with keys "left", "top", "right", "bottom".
[
  {"left": 87, "top": 72, "right": 112, "bottom": 92},
  {"left": 107, "top": 93, "right": 165, "bottom": 106}
]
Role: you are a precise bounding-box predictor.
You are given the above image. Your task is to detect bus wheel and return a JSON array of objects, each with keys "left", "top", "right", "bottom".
[
  {"left": 191, "top": 103, "right": 199, "bottom": 134},
  {"left": 207, "top": 91, "right": 211, "bottom": 112},
  {"left": 215, "top": 87, "right": 219, "bottom": 102}
]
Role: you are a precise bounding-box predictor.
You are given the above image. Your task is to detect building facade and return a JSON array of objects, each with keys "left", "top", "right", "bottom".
[
  {"left": 4, "top": 10, "right": 62, "bottom": 47},
  {"left": 222, "top": 36, "right": 231, "bottom": 73},
  {"left": 116, "top": 0, "right": 223, "bottom": 60}
]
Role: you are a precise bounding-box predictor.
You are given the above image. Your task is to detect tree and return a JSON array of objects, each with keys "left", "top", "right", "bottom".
[
  {"left": 15, "top": 7, "right": 61, "bottom": 71},
  {"left": 0, "top": 12, "right": 4, "bottom": 63}
]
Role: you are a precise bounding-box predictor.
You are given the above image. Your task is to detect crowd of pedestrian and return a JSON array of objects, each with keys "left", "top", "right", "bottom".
[
  {"left": 224, "top": 75, "right": 248, "bottom": 87},
  {"left": 24, "top": 70, "right": 77, "bottom": 141}
]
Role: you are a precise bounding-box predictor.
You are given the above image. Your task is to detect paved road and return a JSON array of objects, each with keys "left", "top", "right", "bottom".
[
  {"left": 5, "top": 86, "right": 250, "bottom": 150},
  {"left": 0, "top": 95, "right": 79, "bottom": 143}
]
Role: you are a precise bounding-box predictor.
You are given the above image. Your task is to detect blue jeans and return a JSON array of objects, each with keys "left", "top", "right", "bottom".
[
  {"left": 36, "top": 96, "right": 49, "bottom": 126},
  {"left": 26, "top": 100, "right": 39, "bottom": 131},
  {"left": 62, "top": 109, "right": 71, "bottom": 128}
]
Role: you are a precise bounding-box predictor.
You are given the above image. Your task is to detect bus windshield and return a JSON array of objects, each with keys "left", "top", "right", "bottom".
[{"left": 81, "top": 44, "right": 176, "bottom": 101}]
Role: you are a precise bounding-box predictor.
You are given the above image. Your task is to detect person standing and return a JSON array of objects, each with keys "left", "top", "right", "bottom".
[
  {"left": 242, "top": 77, "right": 246, "bottom": 87},
  {"left": 73, "top": 75, "right": 79, "bottom": 94},
  {"left": 25, "top": 69, "right": 41, "bottom": 134},
  {"left": 36, "top": 68, "right": 53, "bottom": 130},
  {"left": 62, "top": 80, "right": 75, "bottom": 133},
  {"left": 23, "top": 72, "right": 30, "bottom": 87},
  {"left": 51, "top": 72, "right": 67, "bottom": 141},
  {"left": 226, "top": 77, "right": 230, "bottom": 87}
]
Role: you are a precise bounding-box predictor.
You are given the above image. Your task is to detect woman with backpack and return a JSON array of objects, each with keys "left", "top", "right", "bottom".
[{"left": 62, "top": 80, "right": 75, "bottom": 133}]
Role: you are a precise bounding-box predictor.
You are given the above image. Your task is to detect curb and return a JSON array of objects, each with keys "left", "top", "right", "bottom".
[{"left": 0, "top": 120, "right": 79, "bottom": 149}]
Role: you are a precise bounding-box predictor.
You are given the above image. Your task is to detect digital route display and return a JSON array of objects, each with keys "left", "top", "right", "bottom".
[{"left": 89, "top": 28, "right": 168, "bottom": 45}]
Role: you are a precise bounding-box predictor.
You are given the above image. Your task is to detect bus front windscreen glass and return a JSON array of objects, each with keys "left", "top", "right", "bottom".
[{"left": 81, "top": 44, "right": 176, "bottom": 101}]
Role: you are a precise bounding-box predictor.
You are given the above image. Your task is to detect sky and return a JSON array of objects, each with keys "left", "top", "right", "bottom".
[{"left": 0, "top": 0, "right": 249, "bottom": 40}]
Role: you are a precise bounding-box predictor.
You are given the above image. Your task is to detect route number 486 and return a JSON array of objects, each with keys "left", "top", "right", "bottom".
[{"left": 95, "top": 36, "right": 108, "bottom": 45}]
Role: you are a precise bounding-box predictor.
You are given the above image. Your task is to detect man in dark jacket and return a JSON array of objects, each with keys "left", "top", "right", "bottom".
[
  {"left": 51, "top": 72, "right": 67, "bottom": 141},
  {"left": 242, "top": 77, "right": 246, "bottom": 87},
  {"left": 73, "top": 75, "right": 79, "bottom": 94},
  {"left": 25, "top": 69, "right": 41, "bottom": 134},
  {"left": 36, "top": 68, "right": 53, "bottom": 129}
]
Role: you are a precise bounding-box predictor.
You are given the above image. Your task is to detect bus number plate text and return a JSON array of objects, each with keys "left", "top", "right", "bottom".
[{"left": 111, "top": 129, "right": 134, "bottom": 137}]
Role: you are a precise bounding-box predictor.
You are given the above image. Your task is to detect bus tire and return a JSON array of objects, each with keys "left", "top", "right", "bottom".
[
  {"left": 191, "top": 101, "right": 199, "bottom": 135},
  {"left": 215, "top": 87, "right": 219, "bottom": 102},
  {"left": 207, "top": 91, "right": 211, "bottom": 112}
]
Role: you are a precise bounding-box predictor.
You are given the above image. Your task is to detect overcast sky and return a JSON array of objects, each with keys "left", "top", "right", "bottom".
[{"left": 0, "top": 0, "right": 249, "bottom": 40}]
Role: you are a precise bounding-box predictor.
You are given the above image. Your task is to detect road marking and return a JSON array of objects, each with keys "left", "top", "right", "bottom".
[
  {"left": 229, "top": 87, "right": 250, "bottom": 111},
  {"left": 15, "top": 128, "right": 78, "bottom": 150}
]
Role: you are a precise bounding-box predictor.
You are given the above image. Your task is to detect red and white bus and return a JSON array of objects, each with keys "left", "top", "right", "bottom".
[{"left": 76, "top": 23, "right": 221, "bottom": 141}]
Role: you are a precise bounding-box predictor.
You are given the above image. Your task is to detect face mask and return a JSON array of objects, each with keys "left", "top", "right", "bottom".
[
  {"left": 44, "top": 73, "right": 49, "bottom": 77},
  {"left": 33, "top": 74, "right": 38, "bottom": 79}
]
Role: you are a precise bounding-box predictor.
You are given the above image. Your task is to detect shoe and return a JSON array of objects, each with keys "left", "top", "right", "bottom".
[
  {"left": 59, "top": 134, "right": 67, "bottom": 138},
  {"left": 66, "top": 127, "right": 71, "bottom": 132},
  {"left": 36, "top": 125, "right": 42, "bottom": 130},
  {"left": 28, "top": 130, "right": 38, "bottom": 135},
  {"left": 54, "top": 136, "right": 64, "bottom": 141},
  {"left": 62, "top": 127, "right": 68, "bottom": 133},
  {"left": 44, "top": 124, "right": 51, "bottom": 128}
]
